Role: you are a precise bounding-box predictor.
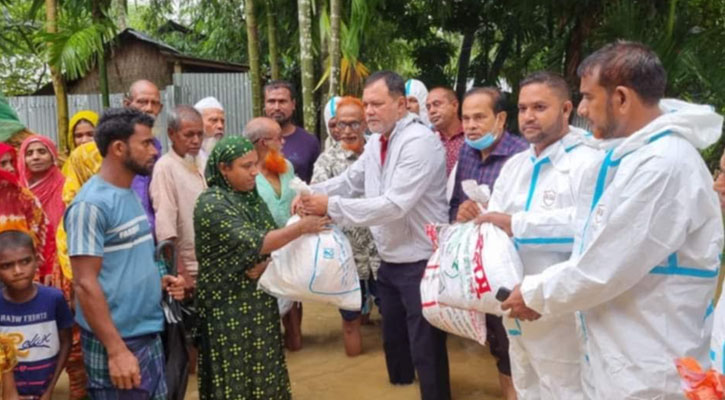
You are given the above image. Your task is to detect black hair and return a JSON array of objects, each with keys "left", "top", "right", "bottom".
[
  {"left": 264, "top": 80, "right": 297, "bottom": 100},
  {"left": 577, "top": 40, "right": 666, "bottom": 105},
  {"left": 0, "top": 231, "right": 35, "bottom": 255},
  {"left": 95, "top": 108, "right": 155, "bottom": 157},
  {"left": 364, "top": 71, "right": 406, "bottom": 98},
  {"left": 463, "top": 87, "right": 508, "bottom": 114},
  {"left": 429, "top": 86, "right": 459, "bottom": 103},
  {"left": 520, "top": 71, "right": 572, "bottom": 101}
]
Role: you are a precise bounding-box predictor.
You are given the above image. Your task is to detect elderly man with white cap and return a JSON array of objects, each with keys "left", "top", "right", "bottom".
[{"left": 194, "top": 96, "right": 226, "bottom": 167}]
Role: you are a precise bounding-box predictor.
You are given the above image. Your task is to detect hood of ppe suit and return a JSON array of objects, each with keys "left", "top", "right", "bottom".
[
  {"left": 324, "top": 96, "right": 342, "bottom": 138},
  {"left": 610, "top": 98, "right": 723, "bottom": 161},
  {"left": 405, "top": 79, "right": 431, "bottom": 127},
  {"left": 323, "top": 96, "right": 342, "bottom": 151}
]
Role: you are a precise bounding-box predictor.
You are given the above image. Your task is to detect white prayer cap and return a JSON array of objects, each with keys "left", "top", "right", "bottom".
[{"left": 194, "top": 96, "right": 224, "bottom": 112}]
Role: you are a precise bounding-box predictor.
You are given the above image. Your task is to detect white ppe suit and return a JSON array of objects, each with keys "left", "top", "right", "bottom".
[
  {"left": 488, "top": 127, "right": 602, "bottom": 399},
  {"left": 405, "top": 79, "right": 431, "bottom": 127},
  {"left": 323, "top": 96, "right": 342, "bottom": 151},
  {"left": 520, "top": 99, "right": 724, "bottom": 399}
]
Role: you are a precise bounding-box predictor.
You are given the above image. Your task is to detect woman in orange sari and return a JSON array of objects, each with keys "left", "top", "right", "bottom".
[{"left": 56, "top": 142, "right": 102, "bottom": 400}]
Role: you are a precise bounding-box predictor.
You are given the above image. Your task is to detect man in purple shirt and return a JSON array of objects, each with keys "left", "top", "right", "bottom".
[
  {"left": 449, "top": 87, "right": 527, "bottom": 400},
  {"left": 450, "top": 88, "right": 528, "bottom": 222},
  {"left": 123, "top": 79, "right": 164, "bottom": 236},
  {"left": 264, "top": 80, "right": 321, "bottom": 183}
]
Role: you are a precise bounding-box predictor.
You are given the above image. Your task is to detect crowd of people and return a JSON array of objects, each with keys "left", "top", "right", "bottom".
[{"left": 0, "top": 39, "right": 723, "bottom": 400}]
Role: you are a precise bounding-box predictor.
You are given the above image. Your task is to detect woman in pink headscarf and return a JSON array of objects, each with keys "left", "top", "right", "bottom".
[{"left": 17, "top": 135, "right": 66, "bottom": 238}]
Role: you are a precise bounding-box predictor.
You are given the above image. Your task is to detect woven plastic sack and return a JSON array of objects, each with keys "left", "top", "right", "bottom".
[
  {"left": 258, "top": 214, "right": 361, "bottom": 311},
  {"left": 432, "top": 181, "right": 523, "bottom": 314},
  {"left": 421, "top": 229, "right": 488, "bottom": 345}
]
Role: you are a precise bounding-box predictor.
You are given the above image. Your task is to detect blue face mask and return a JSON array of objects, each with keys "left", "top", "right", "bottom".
[{"left": 465, "top": 132, "right": 496, "bottom": 151}]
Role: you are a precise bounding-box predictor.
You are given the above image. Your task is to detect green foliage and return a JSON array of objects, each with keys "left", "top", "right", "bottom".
[
  {"left": 0, "top": 0, "right": 46, "bottom": 95},
  {"left": 2, "top": 0, "right": 723, "bottom": 147},
  {"left": 40, "top": 15, "right": 115, "bottom": 80}
]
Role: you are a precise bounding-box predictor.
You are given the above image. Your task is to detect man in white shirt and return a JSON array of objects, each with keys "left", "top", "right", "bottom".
[{"left": 301, "top": 71, "right": 451, "bottom": 400}]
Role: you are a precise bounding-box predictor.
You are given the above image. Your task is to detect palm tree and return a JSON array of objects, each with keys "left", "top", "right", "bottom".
[
  {"left": 245, "top": 0, "right": 263, "bottom": 116},
  {"left": 297, "top": 0, "right": 316, "bottom": 133},
  {"left": 44, "top": 0, "right": 69, "bottom": 149},
  {"left": 328, "top": 0, "right": 340, "bottom": 98},
  {"left": 265, "top": 0, "right": 280, "bottom": 80},
  {"left": 316, "top": 0, "right": 372, "bottom": 97},
  {"left": 41, "top": 0, "right": 115, "bottom": 110}
]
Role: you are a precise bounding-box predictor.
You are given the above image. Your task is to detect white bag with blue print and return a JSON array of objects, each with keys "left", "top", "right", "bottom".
[{"left": 258, "top": 214, "right": 362, "bottom": 311}]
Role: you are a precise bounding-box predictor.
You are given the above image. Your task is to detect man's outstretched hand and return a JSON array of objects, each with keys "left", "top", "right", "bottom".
[{"left": 300, "top": 194, "right": 329, "bottom": 216}]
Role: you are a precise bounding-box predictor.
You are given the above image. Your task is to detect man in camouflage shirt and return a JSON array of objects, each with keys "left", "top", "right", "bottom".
[{"left": 311, "top": 96, "right": 380, "bottom": 357}]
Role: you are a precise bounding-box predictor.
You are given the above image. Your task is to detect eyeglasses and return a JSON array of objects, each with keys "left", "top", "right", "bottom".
[{"left": 337, "top": 121, "right": 362, "bottom": 130}]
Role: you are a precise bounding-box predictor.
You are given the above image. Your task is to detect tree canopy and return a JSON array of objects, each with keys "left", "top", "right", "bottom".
[{"left": 2, "top": 0, "right": 724, "bottom": 166}]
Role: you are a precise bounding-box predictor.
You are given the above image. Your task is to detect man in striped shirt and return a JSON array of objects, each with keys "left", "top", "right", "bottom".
[{"left": 65, "top": 108, "right": 185, "bottom": 399}]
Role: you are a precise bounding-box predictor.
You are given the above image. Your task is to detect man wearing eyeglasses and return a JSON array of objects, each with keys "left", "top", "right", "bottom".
[{"left": 311, "top": 96, "right": 381, "bottom": 358}]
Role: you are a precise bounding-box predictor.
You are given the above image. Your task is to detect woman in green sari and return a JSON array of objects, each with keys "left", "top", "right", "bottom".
[{"left": 193, "top": 136, "right": 329, "bottom": 399}]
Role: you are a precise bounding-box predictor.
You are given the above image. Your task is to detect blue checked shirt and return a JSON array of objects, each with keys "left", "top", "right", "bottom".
[{"left": 449, "top": 131, "right": 528, "bottom": 222}]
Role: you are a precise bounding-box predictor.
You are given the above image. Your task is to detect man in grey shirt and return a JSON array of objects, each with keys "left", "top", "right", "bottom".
[{"left": 301, "top": 71, "right": 450, "bottom": 400}]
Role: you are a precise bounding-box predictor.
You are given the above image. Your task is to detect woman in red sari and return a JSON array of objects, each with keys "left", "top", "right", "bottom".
[
  {"left": 16, "top": 135, "right": 64, "bottom": 281},
  {"left": 17, "top": 136, "right": 65, "bottom": 229}
]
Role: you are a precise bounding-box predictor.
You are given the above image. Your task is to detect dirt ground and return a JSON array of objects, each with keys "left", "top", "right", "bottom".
[{"left": 53, "top": 301, "right": 503, "bottom": 399}]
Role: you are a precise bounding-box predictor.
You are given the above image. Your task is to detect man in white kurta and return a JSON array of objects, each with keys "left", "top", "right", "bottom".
[{"left": 150, "top": 105, "right": 207, "bottom": 287}]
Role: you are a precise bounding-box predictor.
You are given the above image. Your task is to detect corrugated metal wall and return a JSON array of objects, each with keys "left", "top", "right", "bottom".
[
  {"left": 172, "top": 72, "right": 253, "bottom": 135},
  {"left": 8, "top": 72, "right": 252, "bottom": 151}
]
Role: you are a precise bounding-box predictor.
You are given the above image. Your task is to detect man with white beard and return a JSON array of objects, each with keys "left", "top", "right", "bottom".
[
  {"left": 194, "top": 96, "right": 226, "bottom": 167},
  {"left": 150, "top": 105, "right": 207, "bottom": 288}
]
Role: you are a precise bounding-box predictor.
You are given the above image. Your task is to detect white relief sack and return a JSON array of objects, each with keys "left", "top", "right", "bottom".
[
  {"left": 435, "top": 221, "right": 523, "bottom": 315},
  {"left": 420, "top": 232, "right": 488, "bottom": 345},
  {"left": 433, "top": 181, "right": 524, "bottom": 315},
  {"left": 259, "top": 177, "right": 361, "bottom": 311}
]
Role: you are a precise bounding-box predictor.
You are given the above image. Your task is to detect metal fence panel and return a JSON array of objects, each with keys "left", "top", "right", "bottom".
[
  {"left": 8, "top": 72, "right": 252, "bottom": 151},
  {"left": 172, "top": 72, "right": 253, "bottom": 135}
]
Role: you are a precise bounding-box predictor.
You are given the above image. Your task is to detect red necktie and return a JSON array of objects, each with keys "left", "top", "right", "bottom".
[{"left": 380, "top": 135, "right": 388, "bottom": 165}]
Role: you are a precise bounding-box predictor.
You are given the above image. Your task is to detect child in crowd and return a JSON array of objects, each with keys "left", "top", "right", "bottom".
[{"left": 0, "top": 230, "right": 72, "bottom": 399}]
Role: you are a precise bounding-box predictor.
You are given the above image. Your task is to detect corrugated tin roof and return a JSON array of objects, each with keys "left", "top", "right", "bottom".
[{"left": 120, "top": 28, "right": 181, "bottom": 54}]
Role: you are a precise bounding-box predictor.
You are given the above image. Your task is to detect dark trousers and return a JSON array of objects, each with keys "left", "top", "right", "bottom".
[{"left": 377, "top": 259, "right": 451, "bottom": 400}]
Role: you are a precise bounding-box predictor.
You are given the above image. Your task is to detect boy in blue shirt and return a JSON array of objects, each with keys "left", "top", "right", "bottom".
[{"left": 0, "top": 230, "right": 73, "bottom": 399}]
